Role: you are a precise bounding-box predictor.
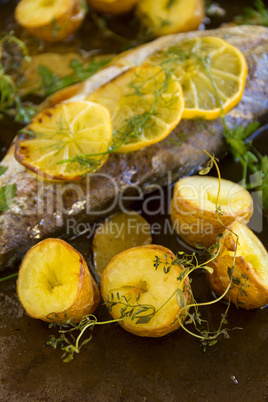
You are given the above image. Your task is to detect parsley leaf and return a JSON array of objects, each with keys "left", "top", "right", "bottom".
[
  {"left": 0, "top": 184, "right": 17, "bottom": 212},
  {"left": 223, "top": 121, "right": 268, "bottom": 211},
  {"left": 0, "top": 166, "right": 8, "bottom": 176},
  {"left": 235, "top": 0, "right": 268, "bottom": 27}
]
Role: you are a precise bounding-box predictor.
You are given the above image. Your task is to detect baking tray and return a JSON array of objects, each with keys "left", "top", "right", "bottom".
[{"left": 1, "top": 1, "right": 268, "bottom": 400}]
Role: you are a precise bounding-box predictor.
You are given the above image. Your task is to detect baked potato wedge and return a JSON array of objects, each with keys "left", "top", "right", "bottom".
[
  {"left": 136, "top": 0, "right": 204, "bottom": 36},
  {"left": 207, "top": 221, "right": 268, "bottom": 309},
  {"left": 15, "top": 0, "right": 86, "bottom": 42},
  {"left": 17, "top": 238, "right": 100, "bottom": 322},
  {"left": 171, "top": 175, "right": 253, "bottom": 248},
  {"left": 101, "top": 245, "right": 191, "bottom": 337}
]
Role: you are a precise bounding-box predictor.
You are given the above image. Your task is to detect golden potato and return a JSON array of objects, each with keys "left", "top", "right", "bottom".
[
  {"left": 101, "top": 245, "right": 191, "bottom": 337},
  {"left": 92, "top": 211, "right": 152, "bottom": 277},
  {"left": 208, "top": 221, "right": 268, "bottom": 309},
  {"left": 171, "top": 175, "right": 253, "bottom": 248},
  {"left": 136, "top": 0, "right": 205, "bottom": 36},
  {"left": 17, "top": 238, "right": 100, "bottom": 322},
  {"left": 86, "top": 0, "right": 138, "bottom": 15},
  {"left": 15, "top": 0, "right": 86, "bottom": 42}
]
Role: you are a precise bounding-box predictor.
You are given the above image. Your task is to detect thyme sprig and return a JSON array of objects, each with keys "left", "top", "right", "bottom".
[
  {"left": 105, "top": 292, "right": 156, "bottom": 325},
  {"left": 57, "top": 68, "right": 178, "bottom": 172},
  {"left": 46, "top": 152, "right": 242, "bottom": 361},
  {"left": 46, "top": 313, "right": 123, "bottom": 363},
  {"left": 174, "top": 152, "right": 241, "bottom": 347}
]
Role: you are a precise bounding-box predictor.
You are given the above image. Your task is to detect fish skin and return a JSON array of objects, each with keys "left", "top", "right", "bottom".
[{"left": 0, "top": 25, "right": 268, "bottom": 271}]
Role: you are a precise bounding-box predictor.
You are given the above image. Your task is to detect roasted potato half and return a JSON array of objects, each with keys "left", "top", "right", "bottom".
[
  {"left": 208, "top": 221, "right": 268, "bottom": 309},
  {"left": 101, "top": 245, "right": 191, "bottom": 337},
  {"left": 93, "top": 211, "right": 152, "bottom": 277},
  {"left": 136, "top": 0, "right": 204, "bottom": 36},
  {"left": 17, "top": 238, "right": 100, "bottom": 322},
  {"left": 171, "top": 175, "right": 253, "bottom": 248},
  {"left": 15, "top": 0, "right": 86, "bottom": 42}
]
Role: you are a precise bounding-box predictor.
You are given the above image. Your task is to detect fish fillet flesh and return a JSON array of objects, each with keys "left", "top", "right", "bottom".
[{"left": 0, "top": 25, "right": 268, "bottom": 270}]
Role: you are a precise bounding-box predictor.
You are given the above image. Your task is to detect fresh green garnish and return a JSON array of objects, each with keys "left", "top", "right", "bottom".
[
  {"left": 105, "top": 292, "right": 155, "bottom": 325},
  {"left": 57, "top": 67, "right": 180, "bottom": 170},
  {"left": 0, "top": 166, "right": 8, "bottom": 176},
  {"left": 0, "top": 33, "right": 36, "bottom": 124},
  {"left": 0, "top": 183, "right": 17, "bottom": 213},
  {"left": 222, "top": 119, "right": 268, "bottom": 210},
  {"left": 234, "top": 0, "right": 268, "bottom": 26},
  {"left": 46, "top": 153, "right": 243, "bottom": 361},
  {"left": 0, "top": 272, "right": 18, "bottom": 283},
  {"left": 38, "top": 57, "right": 111, "bottom": 97}
]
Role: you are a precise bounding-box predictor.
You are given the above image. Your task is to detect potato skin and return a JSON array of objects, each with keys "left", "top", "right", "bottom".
[
  {"left": 171, "top": 176, "right": 253, "bottom": 248},
  {"left": 207, "top": 222, "right": 268, "bottom": 309},
  {"left": 17, "top": 238, "right": 100, "bottom": 322},
  {"left": 136, "top": 0, "right": 204, "bottom": 36},
  {"left": 101, "top": 244, "right": 191, "bottom": 337},
  {"left": 15, "top": 0, "right": 86, "bottom": 42}
]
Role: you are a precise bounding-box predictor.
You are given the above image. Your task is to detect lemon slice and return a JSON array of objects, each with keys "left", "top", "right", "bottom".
[
  {"left": 15, "top": 101, "right": 113, "bottom": 180},
  {"left": 148, "top": 36, "right": 247, "bottom": 120},
  {"left": 92, "top": 211, "right": 152, "bottom": 277},
  {"left": 86, "top": 64, "right": 184, "bottom": 152}
]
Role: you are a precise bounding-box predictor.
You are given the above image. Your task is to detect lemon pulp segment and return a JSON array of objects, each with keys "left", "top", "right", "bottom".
[
  {"left": 148, "top": 36, "right": 247, "bottom": 119},
  {"left": 87, "top": 64, "right": 184, "bottom": 152},
  {"left": 15, "top": 101, "right": 113, "bottom": 180}
]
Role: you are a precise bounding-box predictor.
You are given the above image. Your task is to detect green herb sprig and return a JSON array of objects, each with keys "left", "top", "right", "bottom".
[
  {"left": 46, "top": 313, "right": 123, "bottom": 363},
  {"left": 45, "top": 152, "right": 242, "bottom": 361},
  {"left": 222, "top": 120, "right": 268, "bottom": 211},
  {"left": 38, "top": 57, "right": 111, "bottom": 98},
  {"left": 0, "top": 33, "right": 36, "bottom": 124},
  {"left": 56, "top": 67, "right": 179, "bottom": 172},
  {"left": 234, "top": 0, "right": 268, "bottom": 27}
]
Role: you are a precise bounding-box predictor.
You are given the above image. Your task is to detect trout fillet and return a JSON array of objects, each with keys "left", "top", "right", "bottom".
[{"left": 1, "top": 25, "right": 268, "bottom": 270}]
